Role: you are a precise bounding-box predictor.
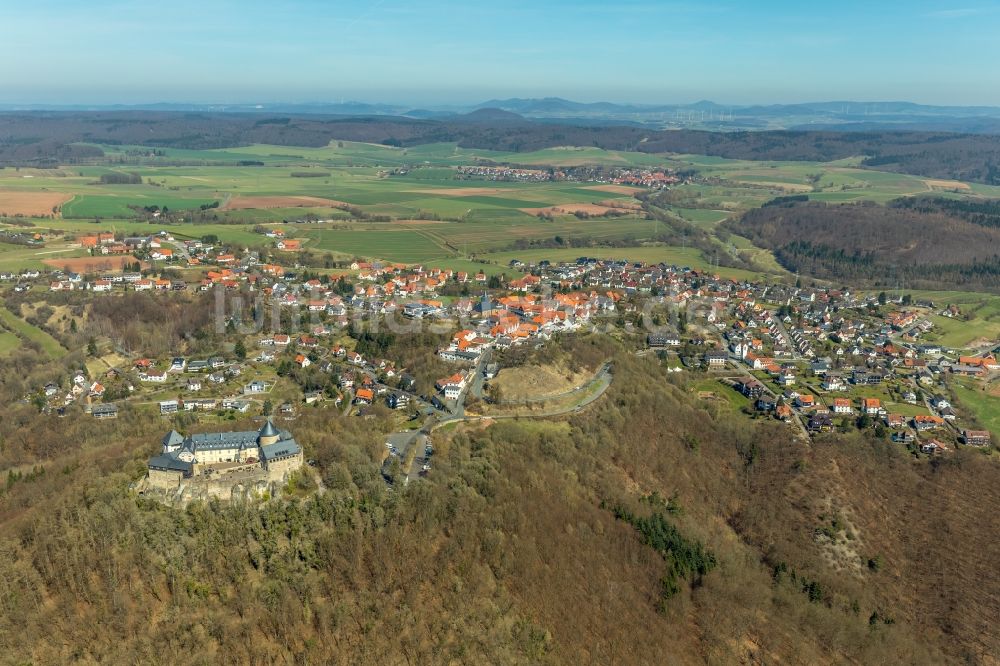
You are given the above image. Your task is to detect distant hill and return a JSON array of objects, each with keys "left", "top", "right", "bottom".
[
  {"left": 452, "top": 107, "right": 527, "bottom": 123},
  {"left": 727, "top": 198, "right": 1000, "bottom": 290},
  {"left": 470, "top": 98, "right": 1000, "bottom": 132},
  {"left": 8, "top": 97, "right": 1000, "bottom": 132},
  {"left": 5, "top": 111, "right": 1000, "bottom": 183}
]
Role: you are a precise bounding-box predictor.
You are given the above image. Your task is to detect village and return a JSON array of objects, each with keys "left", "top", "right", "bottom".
[{"left": 2, "top": 224, "right": 997, "bottom": 491}]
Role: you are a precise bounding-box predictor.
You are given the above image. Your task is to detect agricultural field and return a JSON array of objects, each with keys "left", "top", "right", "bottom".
[
  {"left": 4, "top": 141, "right": 1000, "bottom": 278},
  {"left": 666, "top": 154, "right": 1000, "bottom": 207},
  {"left": 0, "top": 241, "right": 88, "bottom": 271}
]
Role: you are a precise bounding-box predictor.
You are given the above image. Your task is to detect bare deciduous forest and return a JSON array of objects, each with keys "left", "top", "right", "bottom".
[
  {"left": 729, "top": 199, "right": 1000, "bottom": 290},
  {"left": 1, "top": 343, "right": 996, "bottom": 664}
]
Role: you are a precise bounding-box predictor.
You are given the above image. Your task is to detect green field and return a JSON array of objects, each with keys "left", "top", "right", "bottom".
[
  {"left": 0, "top": 306, "right": 66, "bottom": 359},
  {"left": 669, "top": 155, "right": 1000, "bottom": 202},
  {"left": 0, "top": 330, "right": 20, "bottom": 356},
  {"left": 307, "top": 228, "right": 450, "bottom": 263},
  {"left": 953, "top": 381, "right": 1000, "bottom": 440},
  {"left": 0, "top": 242, "right": 89, "bottom": 271},
  {"left": 4, "top": 141, "right": 1000, "bottom": 280},
  {"left": 899, "top": 290, "right": 1000, "bottom": 348}
]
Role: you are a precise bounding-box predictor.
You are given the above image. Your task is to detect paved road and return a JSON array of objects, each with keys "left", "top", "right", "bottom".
[
  {"left": 381, "top": 428, "right": 427, "bottom": 484},
  {"left": 165, "top": 238, "right": 191, "bottom": 262},
  {"left": 767, "top": 313, "right": 803, "bottom": 361}
]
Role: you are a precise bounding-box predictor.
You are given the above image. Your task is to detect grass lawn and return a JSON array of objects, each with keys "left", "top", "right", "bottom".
[
  {"left": 952, "top": 380, "right": 1000, "bottom": 440},
  {"left": 0, "top": 306, "right": 66, "bottom": 359},
  {"left": 0, "top": 330, "right": 20, "bottom": 356},
  {"left": 0, "top": 241, "right": 89, "bottom": 271},
  {"left": 689, "top": 378, "right": 752, "bottom": 413}
]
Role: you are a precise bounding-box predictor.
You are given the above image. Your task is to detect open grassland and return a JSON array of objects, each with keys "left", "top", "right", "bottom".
[
  {"left": 0, "top": 241, "right": 88, "bottom": 271},
  {"left": 0, "top": 305, "right": 65, "bottom": 359},
  {"left": 0, "top": 330, "right": 20, "bottom": 356},
  {"left": 669, "top": 154, "right": 1000, "bottom": 204},
  {"left": 904, "top": 290, "right": 1000, "bottom": 348},
  {"left": 953, "top": 380, "right": 1000, "bottom": 439},
  {"left": 306, "top": 228, "right": 449, "bottom": 263}
]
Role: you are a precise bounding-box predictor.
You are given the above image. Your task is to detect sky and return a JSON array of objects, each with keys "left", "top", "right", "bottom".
[{"left": 2, "top": 0, "right": 999, "bottom": 106}]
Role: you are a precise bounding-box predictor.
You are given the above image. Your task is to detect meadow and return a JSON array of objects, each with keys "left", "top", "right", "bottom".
[
  {"left": 0, "top": 330, "right": 19, "bottom": 356},
  {"left": 0, "top": 241, "right": 89, "bottom": 271},
  {"left": 953, "top": 380, "right": 1000, "bottom": 440},
  {"left": 904, "top": 290, "right": 1000, "bottom": 348},
  {"left": 0, "top": 305, "right": 66, "bottom": 359}
]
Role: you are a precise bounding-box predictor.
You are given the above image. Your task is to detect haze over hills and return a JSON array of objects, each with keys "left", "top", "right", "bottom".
[{"left": 7, "top": 97, "right": 1000, "bottom": 132}]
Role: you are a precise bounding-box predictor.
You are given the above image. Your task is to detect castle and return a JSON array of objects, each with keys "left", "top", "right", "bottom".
[{"left": 146, "top": 419, "right": 303, "bottom": 490}]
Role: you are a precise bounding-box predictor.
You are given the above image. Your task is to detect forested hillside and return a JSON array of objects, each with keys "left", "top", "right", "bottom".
[
  {"left": 1, "top": 342, "right": 996, "bottom": 664},
  {"left": 728, "top": 199, "right": 1000, "bottom": 290},
  {"left": 4, "top": 111, "right": 1000, "bottom": 183}
]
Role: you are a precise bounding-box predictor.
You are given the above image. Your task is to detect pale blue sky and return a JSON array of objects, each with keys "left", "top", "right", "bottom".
[{"left": 2, "top": 0, "right": 999, "bottom": 105}]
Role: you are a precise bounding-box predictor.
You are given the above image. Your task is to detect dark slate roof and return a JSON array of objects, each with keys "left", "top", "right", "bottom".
[
  {"left": 260, "top": 439, "right": 301, "bottom": 461},
  {"left": 259, "top": 419, "right": 280, "bottom": 438},
  {"left": 148, "top": 453, "right": 192, "bottom": 473},
  {"left": 188, "top": 430, "right": 259, "bottom": 451},
  {"left": 162, "top": 430, "right": 185, "bottom": 448}
]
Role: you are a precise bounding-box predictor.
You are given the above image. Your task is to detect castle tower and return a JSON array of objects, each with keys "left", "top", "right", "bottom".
[
  {"left": 258, "top": 419, "right": 280, "bottom": 446},
  {"left": 162, "top": 430, "right": 185, "bottom": 453}
]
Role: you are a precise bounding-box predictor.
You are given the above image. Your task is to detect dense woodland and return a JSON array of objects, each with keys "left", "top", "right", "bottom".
[
  {"left": 4, "top": 111, "right": 1000, "bottom": 183},
  {"left": 728, "top": 199, "right": 1000, "bottom": 290},
  {"left": 0, "top": 339, "right": 997, "bottom": 663}
]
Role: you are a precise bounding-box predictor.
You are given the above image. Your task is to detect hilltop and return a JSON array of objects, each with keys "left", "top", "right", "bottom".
[{"left": 0, "top": 346, "right": 996, "bottom": 663}]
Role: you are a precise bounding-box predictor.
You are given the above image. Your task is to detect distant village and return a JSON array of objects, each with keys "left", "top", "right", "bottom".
[{"left": 455, "top": 165, "right": 680, "bottom": 188}]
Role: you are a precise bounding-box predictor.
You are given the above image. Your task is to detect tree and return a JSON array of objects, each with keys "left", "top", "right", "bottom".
[
  {"left": 262, "top": 399, "right": 273, "bottom": 416},
  {"left": 234, "top": 339, "right": 247, "bottom": 360},
  {"left": 87, "top": 338, "right": 98, "bottom": 356},
  {"left": 878, "top": 291, "right": 887, "bottom": 306}
]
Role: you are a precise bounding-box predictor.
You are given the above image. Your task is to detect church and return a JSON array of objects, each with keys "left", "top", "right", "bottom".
[{"left": 147, "top": 419, "right": 303, "bottom": 489}]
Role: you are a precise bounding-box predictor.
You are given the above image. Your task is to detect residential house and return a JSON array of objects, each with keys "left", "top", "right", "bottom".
[
  {"left": 963, "top": 430, "right": 991, "bottom": 447},
  {"left": 861, "top": 398, "right": 882, "bottom": 416},
  {"left": 913, "top": 415, "right": 945, "bottom": 431},
  {"left": 704, "top": 350, "right": 728, "bottom": 368}
]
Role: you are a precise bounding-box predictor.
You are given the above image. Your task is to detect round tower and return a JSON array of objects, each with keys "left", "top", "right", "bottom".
[{"left": 258, "top": 419, "right": 280, "bottom": 446}]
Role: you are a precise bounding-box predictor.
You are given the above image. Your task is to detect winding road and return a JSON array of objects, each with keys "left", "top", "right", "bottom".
[{"left": 381, "top": 361, "right": 615, "bottom": 485}]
